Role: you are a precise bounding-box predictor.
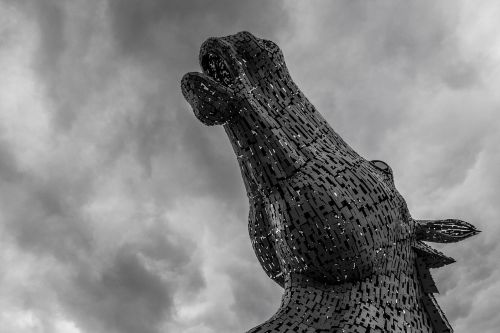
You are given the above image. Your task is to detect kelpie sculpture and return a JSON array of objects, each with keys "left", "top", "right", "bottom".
[{"left": 181, "top": 31, "right": 479, "bottom": 333}]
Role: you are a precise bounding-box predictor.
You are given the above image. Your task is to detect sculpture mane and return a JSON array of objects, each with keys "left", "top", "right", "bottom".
[{"left": 181, "top": 31, "right": 479, "bottom": 333}]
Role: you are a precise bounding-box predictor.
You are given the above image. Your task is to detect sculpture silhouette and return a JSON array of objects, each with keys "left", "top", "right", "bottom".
[{"left": 181, "top": 31, "right": 479, "bottom": 333}]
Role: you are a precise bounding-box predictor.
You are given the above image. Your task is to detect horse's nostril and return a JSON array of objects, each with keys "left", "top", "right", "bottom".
[{"left": 201, "top": 52, "right": 235, "bottom": 88}]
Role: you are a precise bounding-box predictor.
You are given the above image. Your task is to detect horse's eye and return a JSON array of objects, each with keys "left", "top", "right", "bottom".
[
  {"left": 371, "top": 160, "right": 391, "bottom": 174},
  {"left": 260, "top": 39, "right": 279, "bottom": 52}
]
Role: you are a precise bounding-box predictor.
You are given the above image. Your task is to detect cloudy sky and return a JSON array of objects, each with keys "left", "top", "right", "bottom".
[{"left": 1, "top": 1, "right": 499, "bottom": 332}]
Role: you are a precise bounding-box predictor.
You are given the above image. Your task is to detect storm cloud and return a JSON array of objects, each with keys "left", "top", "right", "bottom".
[{"left": 0, "top": 1, "right": 499, "bottom": 332}]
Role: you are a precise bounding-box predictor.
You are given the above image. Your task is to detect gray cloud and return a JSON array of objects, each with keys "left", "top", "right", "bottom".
[
  {"left": 1, "top": 0, "right": 499, "bottom": 332},
  {"left": 68, "top": 249, "right": 173, "bottom": 333},
  {"left": 226, "top": 262, "right": 282, "bottom": 330},
  {"left": 108, "top": 0, "right": 289, "bottom": 57}
]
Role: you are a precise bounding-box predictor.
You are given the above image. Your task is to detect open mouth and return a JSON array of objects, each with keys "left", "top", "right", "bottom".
[
  {"left": 201, "top": 51, "right": 236, "bottom": 89},
  {"left": 180, "top": 38, "right": 241, "bottom": 126}
]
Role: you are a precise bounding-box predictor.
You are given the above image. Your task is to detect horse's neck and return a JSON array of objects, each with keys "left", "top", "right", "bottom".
[
  {"left": 278, "top": 272, "right": 433, "bottom": 332},
  {"left": 249, "top": 241, "right": 437, "bottom": 332}
]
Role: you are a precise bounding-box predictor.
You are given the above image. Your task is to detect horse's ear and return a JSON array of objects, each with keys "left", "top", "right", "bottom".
[
  {"left": 415, "top": 219, "right": 480, "bottom": 243},
  {"left": 413, "top": 241, "right": 456, "bottom": 268}
]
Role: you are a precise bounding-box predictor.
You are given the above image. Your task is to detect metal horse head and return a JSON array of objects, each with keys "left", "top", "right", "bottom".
[{"left": 181, "top": 31, "right": 479, "bottom": 332}]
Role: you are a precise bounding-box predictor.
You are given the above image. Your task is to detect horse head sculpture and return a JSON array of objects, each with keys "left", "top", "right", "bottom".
[{"left": 181, "top": 31, "right": 479, "bottom": 333}]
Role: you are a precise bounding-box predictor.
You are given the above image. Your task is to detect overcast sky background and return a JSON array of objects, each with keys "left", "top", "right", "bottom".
[{"left": 1, "top": 1, "right": 499, "bottom": 332}]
